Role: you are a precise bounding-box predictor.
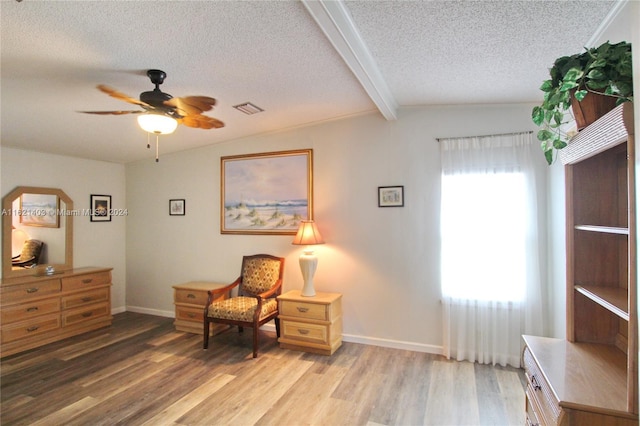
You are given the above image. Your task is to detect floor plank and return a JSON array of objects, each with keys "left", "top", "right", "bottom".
[{"left": 0, "top": 312, "right": 525, "bottom": 426}]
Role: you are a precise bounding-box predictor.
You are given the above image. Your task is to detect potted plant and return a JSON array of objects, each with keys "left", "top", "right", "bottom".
[{"left": 532, "top": 40, "right": 633, "bottom": 164}]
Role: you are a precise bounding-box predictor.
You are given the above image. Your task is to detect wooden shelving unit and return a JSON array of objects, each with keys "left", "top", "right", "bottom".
[{"left": 523, "top": 103, "right": 637, "bottom": 425}]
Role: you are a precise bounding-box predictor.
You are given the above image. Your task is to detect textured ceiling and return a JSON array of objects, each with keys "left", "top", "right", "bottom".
[{"left": 0, "top": 0, "right": 617, "bottom": 164}]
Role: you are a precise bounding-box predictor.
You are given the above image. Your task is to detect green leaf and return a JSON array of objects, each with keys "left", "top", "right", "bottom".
[
  {"left": 563, "top": 68, "right": 583, "bottom": 82},
  {"left": 560, "top": 80, "right": 578, "bottom": 92},
  {"left": 553, "top": 139, "right": 567, "bottom": 149},
  {"left": 585, "top": 79, "right": 609, "bottom": 90},
  {"left": 588, "top": 58, "right": 607, "bottom": 69},
  {"left": 537, "top": 129, "right": 553, "bottom": 141},
  {"left": 574, "top": 90, "right": 587, "bottom": 101},
  {"left": 544, "top": 149, "right": 554, "bottom": 165},
  {"left": 539, "top": 80, "right": 554, "bottom": 92},
  {"left": 531, "top": 107, "right": 544, "bottom": 126},
  {"left": 586, "top": 69, "right": 606, "bottom": 80}
]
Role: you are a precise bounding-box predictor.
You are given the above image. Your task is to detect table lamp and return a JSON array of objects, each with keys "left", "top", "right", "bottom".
[{"left": 292, "top": 220, "right": 325, "bottom": 297}]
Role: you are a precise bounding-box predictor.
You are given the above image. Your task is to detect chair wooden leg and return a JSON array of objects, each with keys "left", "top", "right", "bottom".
[
  {"left": 252, "top": 326, "right": 259, "bottom": 358},
  {"left": 203, "top": 318, "right": 210, "bottom": 349},
  {"left": 238, "top": 326, "right": 243, "bottom": 334}
]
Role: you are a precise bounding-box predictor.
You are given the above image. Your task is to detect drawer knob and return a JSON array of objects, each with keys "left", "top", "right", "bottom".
[
  {"left": 297, "top": 329, "right": 310, "bottom": 335},
  {"left": 26, "top": 307, "right": 39, "bottom": 312},
  {"left": 82, "top": 297, "right": 93, "bottom": 302},
  {"left": 296, "top": 307, "right": 309, "bottom": 313},
  {"left": 531, "top": 375, "right": 542, "bottom": 391},
  {"left": 82, "top": 312, "right": 93, "bottom": 318},
  {"left": 26, "top": 287, "right": 39, "bottom": 293},
  {"left": 26, "top": 326, "right": 39, "bottom": 332},
  {"left": 82, "top": 279, "right": 93, "bottom": 284},
  {"left": 187, "top": 313, "right": 196, "bottom": 318},
  {"left": 187, "top": 294, "right": 196, "bottom": 299}
]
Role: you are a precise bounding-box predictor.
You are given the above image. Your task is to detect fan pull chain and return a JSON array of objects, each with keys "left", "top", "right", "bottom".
[
  {"left": 146, "top": 132, "right": 151, "bottom": 149},
  {"left": 155, "top": 135, "right": 160, "bottom": 162}
]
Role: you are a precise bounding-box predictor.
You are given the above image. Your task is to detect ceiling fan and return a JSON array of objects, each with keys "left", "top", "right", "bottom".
[
  {"left": 81, "top": 69, "right": 224, "bottom": 130},
  {"left": 80, "top": 69, "right": 224, "bottom": 161}
]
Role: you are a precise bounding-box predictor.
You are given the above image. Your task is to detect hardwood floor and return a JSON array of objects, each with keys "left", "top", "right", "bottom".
[{"left": 1, "top": 312, "right": 526, "bottom": 425}]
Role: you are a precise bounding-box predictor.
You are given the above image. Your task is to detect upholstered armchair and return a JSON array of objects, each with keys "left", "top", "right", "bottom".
[
  {"left": 12, "top": 239, "right": 44, "bottom": 268},
  {"left": 203, "top": 254, "right": 285, "bottom": 358}
]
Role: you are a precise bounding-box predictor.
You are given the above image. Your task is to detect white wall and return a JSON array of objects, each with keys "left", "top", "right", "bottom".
[
  {"left": 125, "top": 103, "right": 545, "bottom": 352},
  {"left": 0, "top": 147, "right": 127, "bottom": 312}
]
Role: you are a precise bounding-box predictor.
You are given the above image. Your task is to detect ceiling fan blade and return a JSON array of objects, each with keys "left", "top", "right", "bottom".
[
  {"left": 178, "top": 114, "right": 224, "bottom": 129},
  {"left": 164, "top": 96, "right": 216, "bottom": 116},
  {"left": 97, "top": 85, "right": 150, "bottom": 108},
  {"left": 79, "top": 110, "right": 143, "bottom": 115}
]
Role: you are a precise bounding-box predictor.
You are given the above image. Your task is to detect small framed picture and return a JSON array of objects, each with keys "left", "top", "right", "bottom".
[
  {"left": 378, "top": 186, "right": 404, "bottom": 207},
  {"left": 90, "top": 194, "right": 112, "bottom": 222},
  {"left": 169, "top": 199, "right": 185, "bottom": 216}
]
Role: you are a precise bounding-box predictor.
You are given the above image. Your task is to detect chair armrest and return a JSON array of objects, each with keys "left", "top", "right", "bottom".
[
  {"left": 12, "top": 256, "right": 35, "bottom": 267},
  {"left": 205, "top": 277, "right": 241, "bottom": 307},
  {"left": 257, "top": 278, "right": 284, "bottom": 299}
]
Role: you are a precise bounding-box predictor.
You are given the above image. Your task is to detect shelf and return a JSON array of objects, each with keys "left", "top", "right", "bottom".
[
  {"left": 575, "top": 285, "right": 629, "bottom": 321},
  {"left": 575, "top": 225, "right": 629, "bottom": 235}
]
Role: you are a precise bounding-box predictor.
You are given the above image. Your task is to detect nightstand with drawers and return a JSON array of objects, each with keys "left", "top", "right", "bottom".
[
  {"left": 172, "top": 281, "right": 229, "bottom": 335},
  {"left": 277, "top": 290, "right": 342, "bottom": 355}
]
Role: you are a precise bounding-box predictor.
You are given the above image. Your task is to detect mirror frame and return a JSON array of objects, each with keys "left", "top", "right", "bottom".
[{"left": 2, "top": 186, "right": 73, "bottom": 280}]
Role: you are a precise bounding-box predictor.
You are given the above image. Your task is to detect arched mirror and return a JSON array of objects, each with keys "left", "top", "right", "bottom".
[{"left": 2, "top": 186, "right": 73, "bottom": 280}]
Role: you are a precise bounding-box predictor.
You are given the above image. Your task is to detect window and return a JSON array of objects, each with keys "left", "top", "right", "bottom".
[{"left": 440, "top": 172, "right": 527, "bottom": 302}]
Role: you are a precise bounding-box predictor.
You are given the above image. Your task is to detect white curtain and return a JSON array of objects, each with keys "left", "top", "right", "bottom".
[{"left": 439, "top": 132, "right": 544, "bottom": 368}]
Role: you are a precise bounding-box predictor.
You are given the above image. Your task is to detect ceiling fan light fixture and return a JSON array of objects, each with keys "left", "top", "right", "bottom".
[{"left": 137, "top": 113, "right": 178, "bottom": 135}]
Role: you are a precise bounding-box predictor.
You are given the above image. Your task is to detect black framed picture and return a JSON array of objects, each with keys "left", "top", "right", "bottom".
[
  {"left": 169, "top": 199, "right": 185, "bottom": 216},
  {"left": 378, "top": 186, "right": 404, "bottom": 207},
  {"left": 90, "top": 194, "right": 112, "bottom": 222}
]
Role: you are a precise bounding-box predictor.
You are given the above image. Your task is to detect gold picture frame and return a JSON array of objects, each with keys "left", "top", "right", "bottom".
[{"left": 221, "top": 149, "right": 313, "bottom": 235}]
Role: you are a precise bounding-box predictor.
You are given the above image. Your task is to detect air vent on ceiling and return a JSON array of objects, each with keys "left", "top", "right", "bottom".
[{"left": 233, "top": 102, "right": 264, "bottom": 115}]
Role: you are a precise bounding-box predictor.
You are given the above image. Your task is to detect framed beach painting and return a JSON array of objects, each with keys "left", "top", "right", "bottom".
[{"left": 221, "top": 149, "right": 313, "bottom": 235}]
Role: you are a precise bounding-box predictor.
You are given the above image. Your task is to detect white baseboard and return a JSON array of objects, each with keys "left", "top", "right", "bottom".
[
  {"left": 125, "top": 305, "right": 174, "bottom": 318},
  {"left": 261, "top": 323, "right": 443, "bottom": 355},
  {"left": 119, "top": 308, "right": 443, "bottom": 355}
]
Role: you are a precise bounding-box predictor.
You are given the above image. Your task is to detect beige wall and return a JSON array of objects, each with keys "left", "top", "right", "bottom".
[
  {"left": 0, "top": 148, "right": 127, "bottom": 311},
  {"left": 125, "top": 103, "right": 545, "bottom": 352}
]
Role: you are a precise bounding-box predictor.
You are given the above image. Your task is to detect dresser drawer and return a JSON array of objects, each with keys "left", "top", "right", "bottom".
[
  {"left": 61, "top": 288, "right": 110, "bottom": 309},
  {"left": 176, "top": 305, "right": 204, "bottom": 322},
  {"left": 1, "top": 279, "right": 61, "bottom": 304},
  {"left": 1, "top": 298, "right": 61, "bottom": 324},
  {"left": 61, "top": 271, "right": 111, "bottom": 291},
  {"left": 523, "top": 347, "right": 561, "bottom": 425},
  {"left": 281, "top": 319, "right": 330, "bottom": 345},
  {"left": 174, "top": 288, "right": 210, "bottom": 305},
  {"left": 62, "top": 303, "right": 110, "bottom": 327},
  {"left": 280, "top": 300, "right": 329, "bottom": 321},
  {"left": 2, "top": 313, "right": 61, "bottom": 343}
]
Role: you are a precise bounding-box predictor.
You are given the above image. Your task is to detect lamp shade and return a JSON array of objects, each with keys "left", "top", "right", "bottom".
[
  {"left": 137, "top": 113, "right": 178, "bottom": 135},
  {"left": 292, "top": 220, "right": 325, "bottom": 246}
]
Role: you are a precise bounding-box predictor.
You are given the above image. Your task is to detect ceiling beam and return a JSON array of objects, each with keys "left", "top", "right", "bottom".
[{"left": 302, "top": 0, "right": 398, "bottom": 121}]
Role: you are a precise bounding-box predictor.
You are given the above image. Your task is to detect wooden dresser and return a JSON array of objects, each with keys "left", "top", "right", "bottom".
[
  {"left": 1, "top": 267, "right": 113, "bottom": 358},
  {"left": 172, "top": 281, "right": 229, "bottom": 335},
  {"left": 277, "top": 290, "right": 342, "bottom": 355}
]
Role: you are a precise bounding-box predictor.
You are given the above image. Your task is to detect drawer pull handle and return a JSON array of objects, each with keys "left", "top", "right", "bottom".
[
  {"left": 26, "top": 326, "right": 39, "bottom": 332},
  {"left": 187, "top": 294, "right": 196, "bottom": 299},
  {"left": 297, "top": 329, "right": 310, "bottom": 335},
  {"left": 26, "top": 287, "right": 39, "bottom": 293},
  {"left": 187, "top": 313, "right": 196, "bottom": 318},
  {"left": 82, "top": 279, "right": 93, "bottom": 284},
  {"left": 82, "top": 297, "right": 93, "bottom": 302},
  {"left": 296, "top": 307, "right": 309, "bottom": 313},
  {"left": 26, "top": 307, "right": 39, "bottom": 312},
  {"left": 82, "top": 312, "right": 93, "bottom": 318},
  {"left": 531, "top": 375, "right": 542, "bottom": 391}
]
